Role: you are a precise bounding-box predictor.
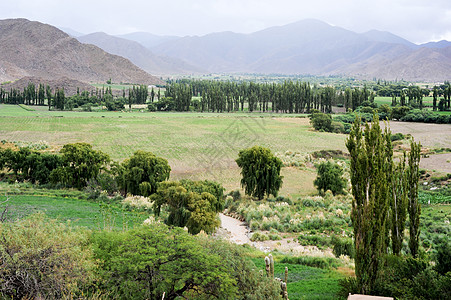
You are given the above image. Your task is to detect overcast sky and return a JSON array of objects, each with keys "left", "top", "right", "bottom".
[{"left": 1, "top": 0, "right": 450, "bottom": 44}]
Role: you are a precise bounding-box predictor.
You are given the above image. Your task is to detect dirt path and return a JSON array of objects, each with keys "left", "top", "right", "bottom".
[
  {"left": 219, "top": 213, "right": 335, "bottom": 256},
  {"left": 219, "top": 213, "right": 250, "bottom": 244}
]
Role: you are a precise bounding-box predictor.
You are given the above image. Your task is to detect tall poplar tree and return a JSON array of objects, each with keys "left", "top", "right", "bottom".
[
  {"left": 346, "top": 116, "right": 392, "bottom": 294},
  {"left": 407, "top": 140, "right": 421, "bottom": 257},
  {"left": 390, "top": 153, "right": 408, "bottom": 255}
]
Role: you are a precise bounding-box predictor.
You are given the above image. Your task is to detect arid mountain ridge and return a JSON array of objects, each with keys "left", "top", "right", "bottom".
[{"left": 0, "top": 18, "right": 163, "bottom": 86}]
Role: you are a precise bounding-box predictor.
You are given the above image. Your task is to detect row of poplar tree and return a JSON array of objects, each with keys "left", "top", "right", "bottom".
[
  {"left": 165, "top": 79, "right": 376, "bottom": 113},
  {"left": 0, "top": 83, "right": 154, "bottom": 110}
]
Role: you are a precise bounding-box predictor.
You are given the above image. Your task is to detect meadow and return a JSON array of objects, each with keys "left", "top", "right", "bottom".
[
  {"left": 1, "top": 103, "right": 450, "bottom": 299},
  {"left": 0, "top": 104, "right": 346, "bottom": 194}
]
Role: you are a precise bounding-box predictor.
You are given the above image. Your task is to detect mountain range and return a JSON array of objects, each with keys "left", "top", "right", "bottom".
[
  {"left": 1, "top": 18, "right": 450, "bottom": 84},
  {"left": 0, "top": 18, "right": 163, "bottom": 85},
  {"left": 73, "top": 19, "right": 451, "bottom": 81}
]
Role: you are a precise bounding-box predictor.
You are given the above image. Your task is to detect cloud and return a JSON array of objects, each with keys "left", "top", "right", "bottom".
[{"left": 0, "top": 0, "right": 450, "bottom": 43}]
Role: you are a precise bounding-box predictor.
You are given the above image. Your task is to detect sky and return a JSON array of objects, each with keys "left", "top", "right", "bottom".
[{"left": 1, "top": 0, "right": 450, "bottom": 44}]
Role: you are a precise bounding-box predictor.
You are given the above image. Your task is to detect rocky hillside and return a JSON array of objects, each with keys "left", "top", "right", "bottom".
[{"left": 0, "top": 19, "right": 163, "bottom": 85}]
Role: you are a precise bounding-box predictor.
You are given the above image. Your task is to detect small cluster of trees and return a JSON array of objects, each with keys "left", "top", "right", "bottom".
[{"left": 346, "top": 116, "right": 422, "bottom": 294}]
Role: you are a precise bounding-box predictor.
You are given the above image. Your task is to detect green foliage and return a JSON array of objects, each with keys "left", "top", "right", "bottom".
[
  {"left": 331, "top": 236, "right": 355, "bottom": 259},
  {"left": 236, "top": 146, "right": 283, "bottom": 199},
  {"left": 370, "top": 255, "right": 451, "bottom": 299},
  {"left": 390, "top": 154, "right": 408, "bottom": 255},
  {"left": 151, "top": 181, "right": 223, "bottom": 234},
  {"left": 0, "top": 214, "right": 96, "bottom": 299},
  {"left": 198, "top": 239, "right": 281, "bottom": 300},
  {"left": 346, "top": 115, "right": 393, "bottom": 294},
  {"left": 408, "top": 140, "right": 421, "bottom": 258},
  {"left": 401, "top": 109, "right": 451, "bottom": 124},
  {"left": 391, "top": 105, "right": 411, "bottom": 120},
  {"left": 155, "top": 97, "right": 175, "bottom": 111},
  {"left": 279, "top": 256, "right": 340, "bottom": 270},
  {"left": 0, "top": 147, "right": 63, "bottom": 184},
  {"left": 50, "top": 143, "right": 110, "bottom": 189},
  {"left": 310, "top": 112, "right": 333, "bottom": 132},
  {"left": 91, "top": 224, "right": 236, "bottom": 299},
  {"left": 105, "top": 97, "right": 125, "bottom": 111},
  {"left": 120, "top": 150, "right": 171, "bottom": 196},
  {"left": 314, "top": 161, "right": 346, "bottom": 195},
  {"left": 391, "top": 132, "right": 405, "bottom": 141},
  {"left": 435, "top": 240, "right": 451, "bottom": 275}
]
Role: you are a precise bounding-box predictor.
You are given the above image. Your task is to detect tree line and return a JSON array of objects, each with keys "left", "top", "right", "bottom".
[
  {"left": 162, "top": 79, "right": 376, "bottom": 113},
  {"left": 0, "top": 83, "right": 155, "bottom": 111}
]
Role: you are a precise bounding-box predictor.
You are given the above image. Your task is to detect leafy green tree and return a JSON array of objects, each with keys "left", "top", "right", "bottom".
[
  {"left": 236, "top": 146, "right": 283, "bottom": 199},
  {"left": 310, "top": 111, "right": 333, "bottom": 132},
  {"left": 121, "top": 150, "right": 171, "bottom": 196},
  {"left": 50, "top": 143, "right": 110, "bottom": 189},
  {"left": 92, "top": 224, "right": 236, "bottom": 299},
  {"left": 314, "top": 161, "right": 346, "bottom": 195},
  {"left": 197, "top": 237, "right": 282, "bottom": 299},
  {"left": 152, "top": 181, "right": 223, "bottom": 234},
  {"left": 346, "top": 116, "right": 393, "bottom": 294}
]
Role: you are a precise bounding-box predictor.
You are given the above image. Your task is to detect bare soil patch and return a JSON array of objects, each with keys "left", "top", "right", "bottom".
[
  {"left": 384, "top": 121, "right": 451, "bottom": 149},
  {"left": 420, "top": 153, "right": 451, "bottom": 173}
]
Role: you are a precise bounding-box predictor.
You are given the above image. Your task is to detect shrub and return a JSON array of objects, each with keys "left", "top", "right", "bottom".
[
  {"left": 310, "top": 112, "right": 333, "bottom": 132},
  {"left": 391, "top": 132, "right": 405, "bottom": 141},
  {"left": 0, "top": 214, "right": 96, "bottom": 299},
  {"left": 331, "top": 236, "right": 355, "bottom": 258},
  {"left": 435, "top": 240, "right": 451, "bottom": 275},
  {"left": 391, "top": 105, "right": 411, "bottom": 120},
  {"left": 122, "top": 195, "right": 153, "bottom": 211},
  {"left": 314, "top": 161, "right": 346, "bottom": 195},
  {"left": 250, "top": 232, "right": 269, "bottom": 241},
  {"left": 147, "top": 102, "right": 156, "bottom": 112},
  {"left": 280, "top": 256, "right": 340, "bottom": 269}
]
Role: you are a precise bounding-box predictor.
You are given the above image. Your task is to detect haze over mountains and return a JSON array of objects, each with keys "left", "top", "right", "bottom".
[
  {"left": 75, "top": 19, "right": 451, "bottom": 81},
  {"left": 1, "top": 18, "right": 450, "bottom": 84}
]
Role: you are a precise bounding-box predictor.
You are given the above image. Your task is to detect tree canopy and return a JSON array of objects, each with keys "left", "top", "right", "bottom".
[
  {"left": 120, "top": 150, "right": 171, "bottom": 196},
  {"left": 50, "top": 143, "right": 110, "bottom": 189},
  {"left": 236, "top": 146, "right": 283, "bottom": 199}
]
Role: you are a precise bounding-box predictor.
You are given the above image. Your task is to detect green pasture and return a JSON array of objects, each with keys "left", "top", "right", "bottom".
[
  {"left": 374, "top": 96, "right": 434, "bottom": 108},
  {"left": 0, "top": 104, "right": 345, "bottom": 194},
  {"left": 252, "top": 257, "right": 345, "bottom": 300},
  {"left": 1, "top": 194, "right": 148, "bottom": 230}
]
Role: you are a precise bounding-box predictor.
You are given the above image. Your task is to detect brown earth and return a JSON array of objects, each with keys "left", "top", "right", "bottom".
[
  {"left": 0, "top": 18, "right": 163, "bottom": 85},
  {"left": 384, "top": 121, "right": 451, "bottom": 173}
]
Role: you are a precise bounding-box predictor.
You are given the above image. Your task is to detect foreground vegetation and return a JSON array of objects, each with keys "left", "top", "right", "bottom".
[{"left": 1, "top": 82, "right": 450, "bottom": 299}]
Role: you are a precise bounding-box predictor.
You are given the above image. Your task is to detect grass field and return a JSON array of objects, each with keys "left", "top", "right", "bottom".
[
  {"left": 0, "top": 104, "right": 346, "bottom": 194},
  {"left": 252, "top": 257, "right": 345, "bottom": 300},
  {"left": 0, "top": 193, "right": 148, "bottom": 230}
]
